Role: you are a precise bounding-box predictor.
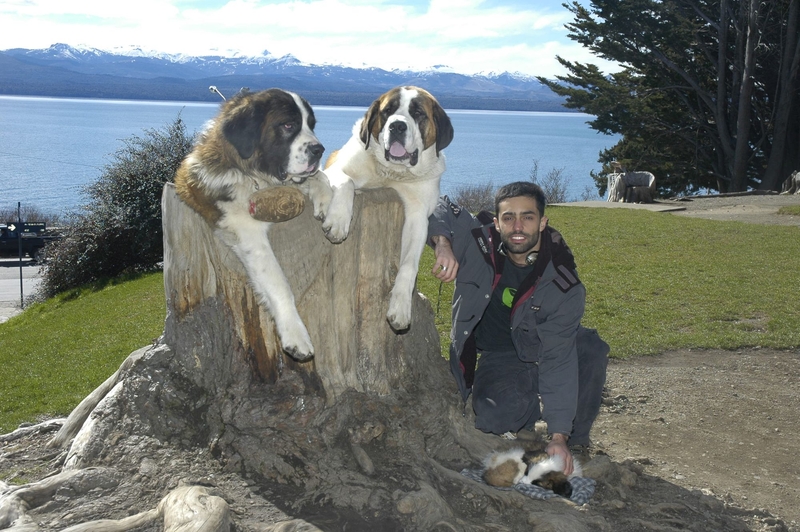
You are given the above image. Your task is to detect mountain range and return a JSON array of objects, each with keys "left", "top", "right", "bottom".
[{"left": 0, "top": 44, "right": 568, "bottom": 111}]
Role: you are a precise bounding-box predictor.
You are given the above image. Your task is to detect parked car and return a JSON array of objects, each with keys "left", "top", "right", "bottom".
[{"left": 0, "top": 222, "right": 62, "bottom": 262}]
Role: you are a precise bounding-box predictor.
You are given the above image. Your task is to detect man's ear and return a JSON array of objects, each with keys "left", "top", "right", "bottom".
[
  {"left": 540, "top": 216, "right": 548, "bottom": 232},
  {"left": 493, "top": 217, "right": 500, "bottom": 231}
]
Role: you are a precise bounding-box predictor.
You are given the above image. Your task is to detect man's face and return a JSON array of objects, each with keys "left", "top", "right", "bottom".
[{"left": 494, "top": 196, "right": 548, "bottom": 256}]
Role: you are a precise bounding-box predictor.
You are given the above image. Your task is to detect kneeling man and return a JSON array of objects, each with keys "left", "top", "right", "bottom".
[{"left": 428, "top": 182, "right": 609, "bottom": 475}]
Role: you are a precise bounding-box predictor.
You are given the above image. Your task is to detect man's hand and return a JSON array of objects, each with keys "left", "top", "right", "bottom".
[
  {"left": 545, "top": 433, "right": 574, "bottom": 476},
  {"left": 431, "top": 235, "right": 458, "bottom": 282}
]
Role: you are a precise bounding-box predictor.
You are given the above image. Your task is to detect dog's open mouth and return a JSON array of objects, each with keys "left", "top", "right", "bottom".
[
  {"left": 385, "top": 142, "right": 419, "bottom": 166},
  {"left": 285, "top": 161, "right": 320, "bottom": 183}
]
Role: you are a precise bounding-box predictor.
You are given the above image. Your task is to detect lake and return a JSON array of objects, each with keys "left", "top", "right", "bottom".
[{"left": 0, "top": 95, "right": 619, "bottom": 214}]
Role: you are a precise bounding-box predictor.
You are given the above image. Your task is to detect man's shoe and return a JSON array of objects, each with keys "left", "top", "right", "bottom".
[
  {"left": 515, "top": 427, "right": 540, "bottom": 441},
  {"left": 568, "top": 443, "right": 593, "bottom": 465}
]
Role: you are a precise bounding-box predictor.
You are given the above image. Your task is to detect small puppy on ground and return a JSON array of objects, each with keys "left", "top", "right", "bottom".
[
  {"left": 321, "top": 86, "right": 454, "bottom": 331},
  {"left": 174, "top": 88, "right": 333, "bottom": 361},
  {"left": 482, "top": 448, "right": 583, "bottom": 497}
]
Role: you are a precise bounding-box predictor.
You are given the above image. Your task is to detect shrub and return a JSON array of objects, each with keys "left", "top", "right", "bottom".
[
  {"left": 39, "top": 116, "right": 193, "bottom": 298},
  {"left": 530, "top": 159, "right": 569, "bottom": 204},
  {"left": 452, "top": 182, "right": 496, "bottom": 213}
]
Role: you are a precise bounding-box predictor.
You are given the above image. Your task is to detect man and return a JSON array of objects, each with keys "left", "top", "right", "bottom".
[{"left": 428, "top": 182, "right": 608, "bottom": 474}]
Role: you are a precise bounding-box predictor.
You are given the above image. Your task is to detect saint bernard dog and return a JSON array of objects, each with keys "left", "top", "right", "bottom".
[
  {"left": 482, "top": 448, "right": 583, "bottom": 497},
  {"left": 174, "top": 88, "right": 333, "bottom": 361},
  {"left": 322, "top": 86, "right": 454, "bottom": 331}
]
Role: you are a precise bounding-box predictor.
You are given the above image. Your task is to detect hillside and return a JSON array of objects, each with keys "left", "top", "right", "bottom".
[{"left": 0, "top": 44, "right": 569, "bottom": 111}]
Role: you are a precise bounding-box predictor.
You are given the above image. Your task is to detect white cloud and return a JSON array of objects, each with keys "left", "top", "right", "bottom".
[{"left": 0, "top": 0, "right": 619, "bottom": 78}]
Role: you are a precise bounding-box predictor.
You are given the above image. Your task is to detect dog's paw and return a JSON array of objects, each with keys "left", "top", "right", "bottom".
[
  {"left": 310, "top": 187, "right": 333, "bottom": 221},
  {"left": 321, "top": 207, "right": 352, "bottom": 244},
  {"left": 312, "top": 195, "right": 330, "bottom": 221},
  {"left": 386, "top": 291, "right": 412, "bottom": 332},
  {"left": 283, "top": 343, "right": 314, "bottom": 361},
  {"left": 279, "top": 325, "right": 315, "bottom": 361},
  {"left": 301, "top": 170, "right": 334, "bottom": 222}
]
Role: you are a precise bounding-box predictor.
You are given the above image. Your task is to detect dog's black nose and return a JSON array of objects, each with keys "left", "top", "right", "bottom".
[
  {"left": 389, "top": 121, "right": 407, "bottom": 133},
  {"left": 309, "top": 143, "right": 325, "bottom": 159}
]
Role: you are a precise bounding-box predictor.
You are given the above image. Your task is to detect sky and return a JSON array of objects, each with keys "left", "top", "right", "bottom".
[{"left": 0, "top": 0, "right": 618, "bottom": 78}]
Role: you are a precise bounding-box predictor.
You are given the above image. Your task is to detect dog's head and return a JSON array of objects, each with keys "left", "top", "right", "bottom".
[
  {"left": 359, "top": 86, "right": 453, "bottom": 168},
  {"left": 214, "top": 88, "right": 324, "bottom": 184}
]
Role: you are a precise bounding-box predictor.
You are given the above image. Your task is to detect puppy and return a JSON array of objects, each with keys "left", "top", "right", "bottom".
[
  {"left": 321, "top": 86, "right": 454, "bottom": 331},
  {"left": 174, "top": 88, "right": 333, "bottom": 361},
  {"left": 482, "top": 448, "right": 583, "bottom": 497}
]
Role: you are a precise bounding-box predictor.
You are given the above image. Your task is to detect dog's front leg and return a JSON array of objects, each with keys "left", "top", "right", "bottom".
[
  {"left": 222, "top": 219, "right": 314, "bottom": 361},
  {"left": 385, "top": 184, "right": 437, "bottom": 331},
  {"left": 320, "top": 169, "right": 355, "bottom": 243}
]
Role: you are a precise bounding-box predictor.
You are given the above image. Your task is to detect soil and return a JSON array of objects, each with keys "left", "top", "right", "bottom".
[
  {"left": 2, "top": 192, "right": 799, "bottom": 531},
  {"left": 662, "top": 191, "right": 800, "bottom": 227}
]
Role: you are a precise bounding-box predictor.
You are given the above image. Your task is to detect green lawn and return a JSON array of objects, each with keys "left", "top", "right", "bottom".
[
  {"left": 2, "top": 207, "right": 798, "bottom": 433},
  {"left": 0, "top": 273, "right": 166, "bottom": 433}
]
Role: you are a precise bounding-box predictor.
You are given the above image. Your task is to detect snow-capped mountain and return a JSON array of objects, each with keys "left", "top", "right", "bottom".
[{"left": 0, "top": 44, "right": 567, "bottom": 111}]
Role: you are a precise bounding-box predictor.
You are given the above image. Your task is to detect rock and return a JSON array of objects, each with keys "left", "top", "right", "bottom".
[
  {"left": 582, "top": 454, "right": 615, "bottom": 480},
  {"left": 527, "top": 510, "right": 593, "bottom": 532},
  {"left": 396, "top": 483, "right": 455, "bottom": 530}
]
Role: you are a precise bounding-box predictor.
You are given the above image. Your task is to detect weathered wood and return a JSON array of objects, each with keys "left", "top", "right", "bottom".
[{"left": 161, "top": 183, "right": 439, "bottom": 400}]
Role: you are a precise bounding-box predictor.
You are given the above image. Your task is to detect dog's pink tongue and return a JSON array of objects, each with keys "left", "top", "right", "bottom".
[{"left": 389, "top": 142, "right": 407, "bottom": 157}]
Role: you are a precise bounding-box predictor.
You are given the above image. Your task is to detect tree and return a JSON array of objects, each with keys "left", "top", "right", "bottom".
[
  {"left": 40, "top": 116, "right": 193, "bottom": 297},
  {"left": 540, "top": 0, "right": 800, "bottom": 195}
]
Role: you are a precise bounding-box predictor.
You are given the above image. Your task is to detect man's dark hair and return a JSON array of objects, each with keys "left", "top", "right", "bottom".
[{"left": 494, "top": 181, "right": 546, "bottom": 215}]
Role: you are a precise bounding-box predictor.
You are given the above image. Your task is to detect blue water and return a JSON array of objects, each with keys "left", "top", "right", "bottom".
[{"left": 0, "top": 96, "right": 619, "bottom": 213}]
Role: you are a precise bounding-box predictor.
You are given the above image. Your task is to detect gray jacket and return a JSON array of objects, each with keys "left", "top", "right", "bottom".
[{"left": 428, "top": 196, "right": 585, "bottom": 436}]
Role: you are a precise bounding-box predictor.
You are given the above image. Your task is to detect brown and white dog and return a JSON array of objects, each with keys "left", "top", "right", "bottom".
[
  {"left": 174, "top": 88, "right": 333, "bottom": 361},
  {"left": 321, "top": 86, "right": 454, "bottom": 331},
  {"left": 482, "top": 448, "right": 583, "bottom": 497}
]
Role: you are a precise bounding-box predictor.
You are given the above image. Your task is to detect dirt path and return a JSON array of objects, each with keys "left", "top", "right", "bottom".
[
  {"left": 664, "top": 192, "right": 800, "bottom": 227},
  {"left": 594, "top": 348, "right": 800, "bottom": 527}
]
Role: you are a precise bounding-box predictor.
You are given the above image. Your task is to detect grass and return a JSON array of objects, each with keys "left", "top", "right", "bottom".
[
  {"left": 421, "top": 206, "right": 800, "bottom": 358},
  {"left": 0, "top": 273, "right": 166, "bottom": 433},
  {"left": 2, "top": 207, "right": 799, "bottom": 433},
  {"left": 778, "top": 205, "right": 800, "bottom": 216}
]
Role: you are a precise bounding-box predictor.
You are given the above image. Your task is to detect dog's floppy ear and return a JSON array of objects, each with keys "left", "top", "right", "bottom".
[
  {"left": 222, "top": 98, "right": 267, "bottom": 160},
  {"left": 433, "top": 103, "right": 454, "bottom": 155},
  {"left": 359, "top": 98, "right": 383, "bottom": 150}
]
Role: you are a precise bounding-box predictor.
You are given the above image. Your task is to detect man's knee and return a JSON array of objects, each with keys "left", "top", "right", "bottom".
[{"left": 472, "top": 394, "right": 539, "bottom": 435}]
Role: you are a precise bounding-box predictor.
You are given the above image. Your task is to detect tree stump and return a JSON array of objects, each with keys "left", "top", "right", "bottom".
[{"left": 161, "top": 183, "right": 439, "bottom": 399}]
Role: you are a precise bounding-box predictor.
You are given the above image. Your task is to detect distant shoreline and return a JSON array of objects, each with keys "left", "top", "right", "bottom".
[
  {"left": 0, "top": 90, "right": 574, "bottom": 113},
  {"left": 0, "top": 93, "right": 581, "bottom": 115}
]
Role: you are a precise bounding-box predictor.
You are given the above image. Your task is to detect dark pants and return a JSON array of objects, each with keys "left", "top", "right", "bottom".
[{"left": 472, "top": 326, "right": 608, "bottom": 445}]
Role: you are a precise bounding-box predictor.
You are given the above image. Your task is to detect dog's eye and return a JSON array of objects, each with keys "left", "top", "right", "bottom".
[{"left": 283, "top": 123, "right": 295, "bottom": 131}]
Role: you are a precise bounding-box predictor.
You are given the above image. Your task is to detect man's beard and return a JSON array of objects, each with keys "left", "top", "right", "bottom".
[{"left": 501, "top": 230, "right": 540, "bottom": 255}]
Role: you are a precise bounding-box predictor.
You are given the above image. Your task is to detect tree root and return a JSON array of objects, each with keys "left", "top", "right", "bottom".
[
  {"left": 1, "top": 470, "right": 234, "bottom": 532},
  {"left": 1, "top": 468, "right": 116, "bottom": 529},
  {"left": 0, "top": 419, "right": 65, "bottom": 445}
]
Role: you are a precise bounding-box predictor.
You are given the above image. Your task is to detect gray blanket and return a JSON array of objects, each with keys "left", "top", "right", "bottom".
[{"left": 460, "top": 467, "right": 596, "bottom": 505}]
